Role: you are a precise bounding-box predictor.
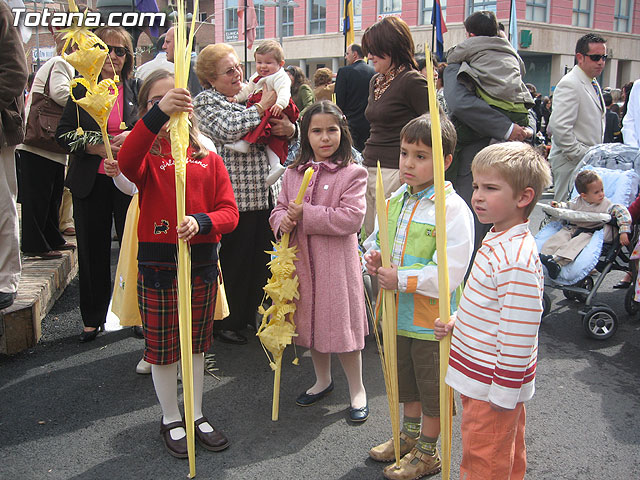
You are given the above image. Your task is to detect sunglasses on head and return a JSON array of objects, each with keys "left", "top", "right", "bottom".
[
  {"left": 586, "top": 54, "right": 607, "bottom": 62},
  {"left": 107, "top": 45, "right": 128, "bottom": 57}
]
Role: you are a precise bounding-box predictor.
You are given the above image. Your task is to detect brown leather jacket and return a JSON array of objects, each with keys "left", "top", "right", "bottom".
[{"left": 0, "top": 2, "right": 28, "bottom": 147}]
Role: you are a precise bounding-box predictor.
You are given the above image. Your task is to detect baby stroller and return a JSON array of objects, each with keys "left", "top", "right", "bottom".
[{"left": 536, "top": 143, "right": 640, "bottom": 340}]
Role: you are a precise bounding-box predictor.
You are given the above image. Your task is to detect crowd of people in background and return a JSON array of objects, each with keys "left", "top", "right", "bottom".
[{"left": 3, "top": 5, "right": 640, "bottom": 479}]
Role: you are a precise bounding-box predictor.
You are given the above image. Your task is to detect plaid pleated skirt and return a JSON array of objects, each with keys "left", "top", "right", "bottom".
[{"left": 137, "top": 268, "right": 217, "bottom": 365}]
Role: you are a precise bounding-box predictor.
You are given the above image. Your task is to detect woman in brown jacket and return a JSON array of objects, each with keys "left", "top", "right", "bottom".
[{"left": 360, "top": 16, "right": 429, "bottom": 236}]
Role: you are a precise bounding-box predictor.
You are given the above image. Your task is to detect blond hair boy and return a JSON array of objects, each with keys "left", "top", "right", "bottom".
[{"left": 435, "top": 142, "right": 552, "bottom": 479}]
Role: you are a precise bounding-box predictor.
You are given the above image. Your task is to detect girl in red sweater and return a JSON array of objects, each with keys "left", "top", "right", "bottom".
[{"left": 118, "top": 70, "right": 239, "bottom": 459}]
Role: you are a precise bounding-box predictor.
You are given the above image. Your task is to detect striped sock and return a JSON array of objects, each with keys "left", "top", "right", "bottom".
[
  {"left": 401, "top": 416, "right": 421, "bottom": 439},
  {"left": 415, "top": 434, "right": 438, "bottom": 455}
]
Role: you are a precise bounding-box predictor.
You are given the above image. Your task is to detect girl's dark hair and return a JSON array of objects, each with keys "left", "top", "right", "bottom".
[
  {"left": 293, "top": 100, "right": 354, "bottom": 168},
  {"left": 95, "top": 26, "right": 134, "bottom": 80},
  {"left": 361, "top": 16, "right": 418, "bottom": 71},
  {"left": 286, "top": 65, "right": 310, "bottom": 94},
  {"left": 137, "top": 70, "right": 208, "bottom": 159}
]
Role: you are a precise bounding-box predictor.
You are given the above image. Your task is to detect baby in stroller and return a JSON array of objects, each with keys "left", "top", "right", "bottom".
[
  {"left": 535, "top": 158, "right": 639, "bottom": 339},
  {"left": 540, "top": 170, "right": 632, "bottom": 279}
]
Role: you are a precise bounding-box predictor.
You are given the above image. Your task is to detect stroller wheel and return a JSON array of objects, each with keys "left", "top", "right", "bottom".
[
  {"left": 542, "top": 292, "right": 551, "bottom": 318},
  {"left": 624, "top": 287, "right": 640, "bottom": 316},
  {"left": 582, "top": 306, "right": 618, "bottom": 340}
]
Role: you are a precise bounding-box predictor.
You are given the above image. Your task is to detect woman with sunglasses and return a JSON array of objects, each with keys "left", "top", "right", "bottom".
[
  {"left": 193, "top": 43, "right": 297, "bottom": 345},
  {"left": 56, "top": 26, "right": 141, "bottom": 342}
]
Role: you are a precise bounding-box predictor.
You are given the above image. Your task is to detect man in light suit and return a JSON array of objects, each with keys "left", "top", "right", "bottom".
[
  {"left": 335, "top": 44, "right": 375, "bottom": 152},
  {"left": 548, "top": 33, "right": 607, "bottom": 201}
]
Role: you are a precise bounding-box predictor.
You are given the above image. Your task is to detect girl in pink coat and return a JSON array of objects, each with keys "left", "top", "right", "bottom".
[{"left": 269, "top": 101, "right": 370, "bottom": 423}]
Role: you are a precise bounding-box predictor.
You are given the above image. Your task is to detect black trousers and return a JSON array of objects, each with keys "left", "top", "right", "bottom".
[
  {"left": 218, "top": 209, "right": 272, "bottom": 332},
  {"left": 17, "top": 150, "right": 65, "bottom": 253},
  {"left": 73, "top": 174, "right": 131, "bottom": 328}
]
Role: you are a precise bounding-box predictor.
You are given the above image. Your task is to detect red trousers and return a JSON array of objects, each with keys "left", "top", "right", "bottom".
[{"left": 460, "top": 395, "right": 527, "bottom": 480}]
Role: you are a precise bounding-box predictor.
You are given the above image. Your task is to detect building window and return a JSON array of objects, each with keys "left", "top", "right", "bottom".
[
  {"left": 198, "top": 11, "right": 207, "bottom": 22},
  {"left": 380, "top": 0, "right": 401, "bottom": 14},
  {"left": 309, "top": 0, "right": 326, "bottom": 34},
  {"left": 572, "top": 0, "right": 591, "bottom": 27},
  {"left": 255, "top": 4, "right": 265, "bottom": 40},
  {"left": 468, "top": 0, "right": 497, "bottom": 15},
  {"left": 225, "top": 0, "right": 239, "bottom": 42},
  {"left": 422, "top": 0, "right": 447, "bottom": 25},
  {"left": 614, "top": 0, "right": 632, "bottom": 32},
  {"left": 525, "top": 0, "right": 547, "bottom": 22},
  {"left": 282, "top": 5, "right": 294, "bottom": 37}
]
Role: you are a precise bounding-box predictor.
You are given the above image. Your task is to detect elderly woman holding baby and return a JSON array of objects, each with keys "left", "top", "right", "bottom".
[{"left": 193, "top": 43, "right": 297, "bottom": 345}]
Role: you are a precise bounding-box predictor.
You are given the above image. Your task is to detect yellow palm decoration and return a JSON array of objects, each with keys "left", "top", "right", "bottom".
[
  {"left": 425, "top": 50, "right": 453, "bottom": 480},
  {"left": 69, "top": 78, "right": 118, "bottom": 127},
  {"left": 63, "top": 0, "right": 118, "bottom": 167},
  {"left": 64, "top": 45, "right": 108, "bottom": 88},
  {"left": 168, "top": 0, "right": 199, "bottom": 476},
  {"left": 62, "top": 0, "right": 108, "bottom": 88},
  {"left": 258, "top": 166, "right": 314, "bottom": 421},
  {"left": 373, "top": 162, "right": 401, "bottom": 469}
]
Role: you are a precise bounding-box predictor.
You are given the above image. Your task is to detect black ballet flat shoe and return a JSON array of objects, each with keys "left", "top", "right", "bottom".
[
  {"left": 79, "top": 324, "right": 104, "bottom": 343},
  {"left": 295, "top": 381, "right": 334, "bottom": 407},
  {"left": 348, "top": 404, "right": 370, "bottom": 423},
  {"left": 132, "top": 326, "right": 144, "bottom": 338},
  {"left": 214, "top": 330, "right": 247, "bottom": 345}
]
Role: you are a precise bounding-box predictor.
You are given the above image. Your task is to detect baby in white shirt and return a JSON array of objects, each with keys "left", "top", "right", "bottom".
[{"left": 225, "top": 40, "right": 299, "bottom": 186}]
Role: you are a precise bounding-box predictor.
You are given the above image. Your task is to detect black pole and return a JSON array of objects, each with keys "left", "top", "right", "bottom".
[
  {"left": 430, "top": 0, "right": 436, "bottom": 57},
  {"left": 344, "top": 0, "right": 347, "bottom": 66},
  {"left": 244, "top": 0, "right": 248, "bottom": 77}
]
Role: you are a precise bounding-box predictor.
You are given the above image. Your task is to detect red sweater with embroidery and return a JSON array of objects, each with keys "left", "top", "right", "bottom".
[{"left": 118, "top": 104, "right": 239, "bottom": 267}]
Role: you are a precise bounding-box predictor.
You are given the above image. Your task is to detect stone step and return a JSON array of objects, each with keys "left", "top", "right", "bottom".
[{"left": 0, "top": 236, "right": 77, "bottom": 355}]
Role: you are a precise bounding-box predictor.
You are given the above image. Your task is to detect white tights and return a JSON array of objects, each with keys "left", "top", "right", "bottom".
[
  {"left": 307, "top": 349, "right": 367, "bottom": 409},
  {"left": 152, "top": 353, "right": 213, "bottom": 440}
]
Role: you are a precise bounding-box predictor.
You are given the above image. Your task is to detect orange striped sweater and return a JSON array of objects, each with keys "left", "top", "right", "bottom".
[{"left": 445, "top": 222, "right": 544, "bottom": 409}]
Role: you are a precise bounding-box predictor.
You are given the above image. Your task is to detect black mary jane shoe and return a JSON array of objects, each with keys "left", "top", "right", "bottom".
[
  {"left": 79, "top": 325, "right": 103, "bottom": 343},
  {"left": 214, "top": 330, "right": 248, "bottom": 345},
  {"left": 348, "top": 404, "right": 370, "bottom": 423},
  {"left": 160, "top": 420, "right": 188, "bottom": 459},
  {"left": 295, "top": 381, "right": 334, "bottom": 407}
]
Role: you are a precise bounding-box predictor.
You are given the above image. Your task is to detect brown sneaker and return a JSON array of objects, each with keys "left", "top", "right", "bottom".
[
  {"left": 369, "top": 432, "right": 418, "bottom": 462},
  {"left": 382, "top": 447, "right": 441, "bottom": 480}
]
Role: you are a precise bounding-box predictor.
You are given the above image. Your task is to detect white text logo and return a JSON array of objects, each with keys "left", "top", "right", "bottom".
[{"left": 12, "top": 8, "right": 166, "bottom": 28}]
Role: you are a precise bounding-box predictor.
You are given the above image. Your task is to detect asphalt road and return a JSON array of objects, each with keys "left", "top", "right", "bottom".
[{"left": 1, "top": 203, "right": 640, "bottom": 480}]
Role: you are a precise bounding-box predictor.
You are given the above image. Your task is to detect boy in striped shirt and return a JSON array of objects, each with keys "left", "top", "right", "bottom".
[{"left": 435, "top": 142, "right": 552, "bottom": 479}]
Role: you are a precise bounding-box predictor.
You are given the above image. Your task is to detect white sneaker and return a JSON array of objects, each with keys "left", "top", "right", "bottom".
[
  {"left": 224, "top": 140, "right": 250, "bottom": 153},
  {"left": 266, "top": 164, "right": 286, "bottom": 187},
  {"left": 136, "top": 358, "right": 152, "bottom": 375}
]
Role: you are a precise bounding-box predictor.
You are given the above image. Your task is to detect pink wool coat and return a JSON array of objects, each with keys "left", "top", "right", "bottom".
[{"left": 269, "top": 160, "right": 369, "bottom": 353}]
